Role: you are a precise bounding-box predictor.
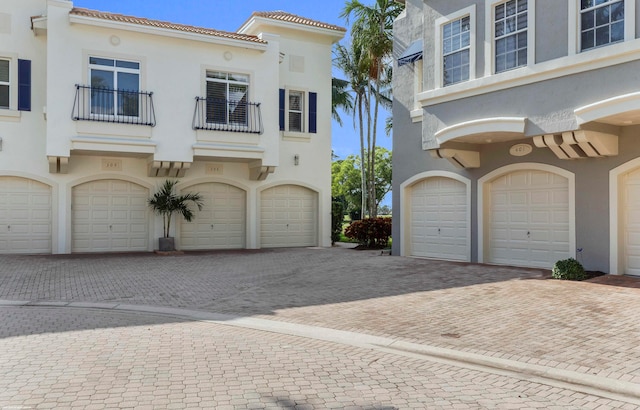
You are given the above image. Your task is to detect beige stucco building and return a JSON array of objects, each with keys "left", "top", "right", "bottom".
[{"left": 0, "top": 0, "right": 345, "bottom": 254}]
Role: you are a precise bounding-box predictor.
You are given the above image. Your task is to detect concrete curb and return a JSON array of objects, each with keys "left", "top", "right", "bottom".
[{"left": 3, "top": 299, "right": 640, "bottom": 405}]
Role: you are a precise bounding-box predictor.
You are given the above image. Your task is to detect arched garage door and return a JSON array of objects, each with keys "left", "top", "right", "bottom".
[
  {"left": 72, "top": 180, "right": 149, "bottom": 252},
  {"left": 488, "top": 169, "right": 570, "bottom": 268},
  {"left": 180, "top": 182, "right": 246, "bottom": 250},
  {"left": 409, "top": 177, "right": 469, "bottom": 261},
  {"left": 0, "top": 176, "right": 52, "bottom": 254},
  {"left": 623, "top": 168, "right": 640, "bottom": 275},
  {"left": 261, "top": 185, "right": 318, "bottom": 248}
]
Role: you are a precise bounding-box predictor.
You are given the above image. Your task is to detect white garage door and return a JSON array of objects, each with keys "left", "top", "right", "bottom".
[
  {"left": 409, "top": 177, "right": 469, "bottom": 261},
  {"left": 72, "top": 180, "right": 149, "bottom": 253},
  {"left": 488, "top": 170, "right": 570, "bottom": 268},
  {"left": 0, "top": 177, "right": 52, "bottom": 254},
  {"left": 623, "top": 168, "right": 640, "bottom": 275},
  {"left": 180, "top": 182, "right": 246, "bottom": 250},
  {"left": 261, "top": 185, "right": 317, "bottom": 248}
]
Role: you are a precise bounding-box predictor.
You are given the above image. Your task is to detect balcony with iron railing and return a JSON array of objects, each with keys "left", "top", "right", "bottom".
[
  {"left": 72, "top": 85, "right": 156, "bottom": 126},
  {"left": 192, "top": 97, "right": 263, "bottom": 134}
]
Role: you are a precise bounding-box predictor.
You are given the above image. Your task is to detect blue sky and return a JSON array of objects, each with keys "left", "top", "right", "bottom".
[{"left": 72, "top": 0, "right": 393, "bottom": 160}]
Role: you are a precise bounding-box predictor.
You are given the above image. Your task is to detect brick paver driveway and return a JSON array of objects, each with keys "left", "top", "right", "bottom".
[{"left": 1, "top": 247, "right": 640, "bottom": 408}]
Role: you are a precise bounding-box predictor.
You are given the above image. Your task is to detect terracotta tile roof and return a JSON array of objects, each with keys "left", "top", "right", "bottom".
[
  {"left": 244, "top": 11, "right": 347, "bottom": 33},
  {"left": 69, "top": 8, "right": 266, "bottom": 44}
]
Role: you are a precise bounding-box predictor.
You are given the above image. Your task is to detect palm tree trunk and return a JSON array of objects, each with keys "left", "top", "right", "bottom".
[
  {"left": 358, "top": 95, "right": 366, "bottom": 219},
  {"left": 370, "top": 63, "right": 382, "bottom": 218}
]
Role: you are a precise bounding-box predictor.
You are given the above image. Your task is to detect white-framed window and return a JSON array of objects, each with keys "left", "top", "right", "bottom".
[
  {"left": 435, "top": 5, "right": 476, "bottom": 88},
  {"left": 569, "top": 0, "right": 635, "bottom": 54},
  {"left": 206, "top": 71, "right": 249, "bottom": 126},
  {"left": 442, "top": 16, "right": 470, "bottom": 86},
  {"left": 580, "top": 0, "right": 624, "bottom": 51},
  {"left": 494, "top": 0, "right": 528, "bottom": 72},
  {"left": 0, "top": 58, "right": 9, "bottom": 109},
  {"left": 288, "top": 90, "right": 304, "bottom": 132},
  {"left": 485, "top": 0, "right": 535, "bottom": 76},
  {"left": 280, "top": 88, "right": 317, "bottom": 134},
  {"left": 89, "top": 56, "right": 140, "bottom": 118}
]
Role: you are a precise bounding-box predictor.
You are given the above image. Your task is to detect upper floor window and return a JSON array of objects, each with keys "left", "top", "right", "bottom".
[
  {"left": 442, "top": 16, "right": 471, "bottom": 86},
  {"left": 435, "top": 5, "right": 476, "bottom": 88},
  {"left": 279, "top": 89, "right": 317, "bottom": 134},
  {"left": 580, "top": 0, "right": 624, "bottom": 51},
  {"left": 206, "top": 71, "right": 249, "bottom": 126},
  {"left": 494, "top": 0, "right": 528, "bottom": 73},
  {"left": 89, "top": 57, "right": 140, "bottom": 117},
  {"left": 288, "top": 90, "right": 304, "bottom": 132},
  {"left": 0, "top": 59, "right": 9, "bottom": 109}
]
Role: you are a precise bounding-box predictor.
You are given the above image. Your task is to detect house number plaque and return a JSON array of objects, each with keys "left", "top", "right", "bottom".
[{"left": 509, "top": 143, "right": 533, "bottom": 157}]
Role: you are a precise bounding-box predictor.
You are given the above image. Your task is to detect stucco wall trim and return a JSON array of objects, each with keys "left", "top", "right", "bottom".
[
  {"left": 609, "top": 157, "right": 640, "bottom": 275},
  {"left": 435, "top": 117, "right": 526, "bottom": 145},
  {"left": 575, "top": 91, "right": 640, "bottom": 125},
  {"left": 419, "top": 38, "right": 640, "bottom": 107}
]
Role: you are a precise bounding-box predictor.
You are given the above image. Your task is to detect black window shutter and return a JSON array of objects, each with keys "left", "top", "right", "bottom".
[
  {"left": 18, "top": 59, "right": 31, "bottom": 111},
  {"left": 279, "top": 88, "right": 285, "bottom": 131},
  {"left": 308, "top": 92, "right": 317, "bottom": 134}
]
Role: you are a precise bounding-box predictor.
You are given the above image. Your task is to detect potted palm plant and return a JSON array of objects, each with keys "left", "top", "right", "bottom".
[{"left": 148, "top": 180, "right": 203, "bottom": 252}]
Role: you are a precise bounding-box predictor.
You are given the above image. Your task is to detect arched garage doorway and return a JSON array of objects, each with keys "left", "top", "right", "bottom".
[
  {"left": 72, "top": 179, "right": 149, "bottom": 252},
  {"left": 479, "top": 164, "right": 574, "bottom": 269},
  {"left": 402, "top": 172, "right": 471, "bottom": 261},
  {"left": 180, "top": 182, "right": 246, "bottom": 250},
  {"left": 0, "top": 176, "right": 52, "bottom": 254},
  {"left": 260, "top": 184, "right": 318, "bottom": 248}
]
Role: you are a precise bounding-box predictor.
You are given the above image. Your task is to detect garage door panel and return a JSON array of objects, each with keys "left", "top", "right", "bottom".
[
  {"left": 530, "top": 211, "right": 551, "bottom": 224},
  {"left": 409, "top": 177, "right": 468, "bottom": 261},
  {"left": 488, "top": 170, "right": 570, "bottom": 268},
  {"left": 508, "top": 192, "right": 528, "bottom": 205},
  {"left": 530, "top": 191, "right": 550, "bottom": 205},
  {"left": 72, "top": 180, "right": 149, "bottom": 253},
  {"left": 261, "top": 185, "right": 318, "bottom": 248},
  {"left": 180, "top": 183, "right": 246, "bottom": 250},
  {"left": 92, "top": 210, "right": 109, "bottom": 220},
  {"left": 0, "top": 177, "right": 52, "bottom": 254}
]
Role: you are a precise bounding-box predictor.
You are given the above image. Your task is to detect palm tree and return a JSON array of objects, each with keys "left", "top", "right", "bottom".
[
  {"left": 148, "top": 180, "right": 203, "bottom": 239},
  {"left": 333, "top": 41, "right": 370, "bottom": 217},
  {"left": 331, "top": 77, "right": 353, "bottom": 127},
  {"left": 341, "top": 0, "right": 404, "bottom": 218}
]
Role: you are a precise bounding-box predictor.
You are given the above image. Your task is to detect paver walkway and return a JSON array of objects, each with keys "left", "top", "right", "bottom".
[
  {"left": 0, "top": 306, "right": 634, "bottom": 409},
  {"left": 1, "top": 247, "right": 640, "bottom": 408}
]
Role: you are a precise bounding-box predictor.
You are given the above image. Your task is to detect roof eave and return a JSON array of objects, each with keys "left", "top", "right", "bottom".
[
  {"left": 239, "top": 17, "right": 346, "bottom": 43},
  {"left": 69, "top": 14, "right": 268, "bottom": 50}
]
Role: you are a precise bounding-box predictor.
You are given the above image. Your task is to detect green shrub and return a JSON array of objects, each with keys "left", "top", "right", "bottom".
[
  {"left": 344, "top": 217, "right": 392, "bottom": 248},
  {"left": 551, "top": 258, "right": 586, "bottom": 281},
  {"left": 331, "top": 201, "right": 345, "bottom": 245}
]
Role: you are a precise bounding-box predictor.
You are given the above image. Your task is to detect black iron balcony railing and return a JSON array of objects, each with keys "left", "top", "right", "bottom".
[
  {"left": 72, "top": 85, "right": 156, "bottom": 126},
  {"left": 192, "top": 97, "right": 263, "bottom": 134}
]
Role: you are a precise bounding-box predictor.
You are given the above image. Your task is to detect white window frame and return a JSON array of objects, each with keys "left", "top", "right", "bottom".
[
  {"left": 435, "top": 5, "right": 476, "bottom": 89},
  {"left": 569, "top": 0, "right": 635, "bottom": 55},
  {"left": 485, "top": 0, "right": 536, "bottom": 76},
  {"left": 288, "top": 89, "right": 305, "bottom": 132},
  {"left": 205, "top": 70, "right": 251, "bottom": 128},
  {"left": 284, "top": 87, "right": 310, "bottom": 135},
  {"left": 0, "top": 53, "right": 18, "bottom": 116},
  {"left": 0, "top": 58, "right": 10, "bottom": 110},
  {"left": 88, "top": 56, "right": 141, "bottom": 120}
]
